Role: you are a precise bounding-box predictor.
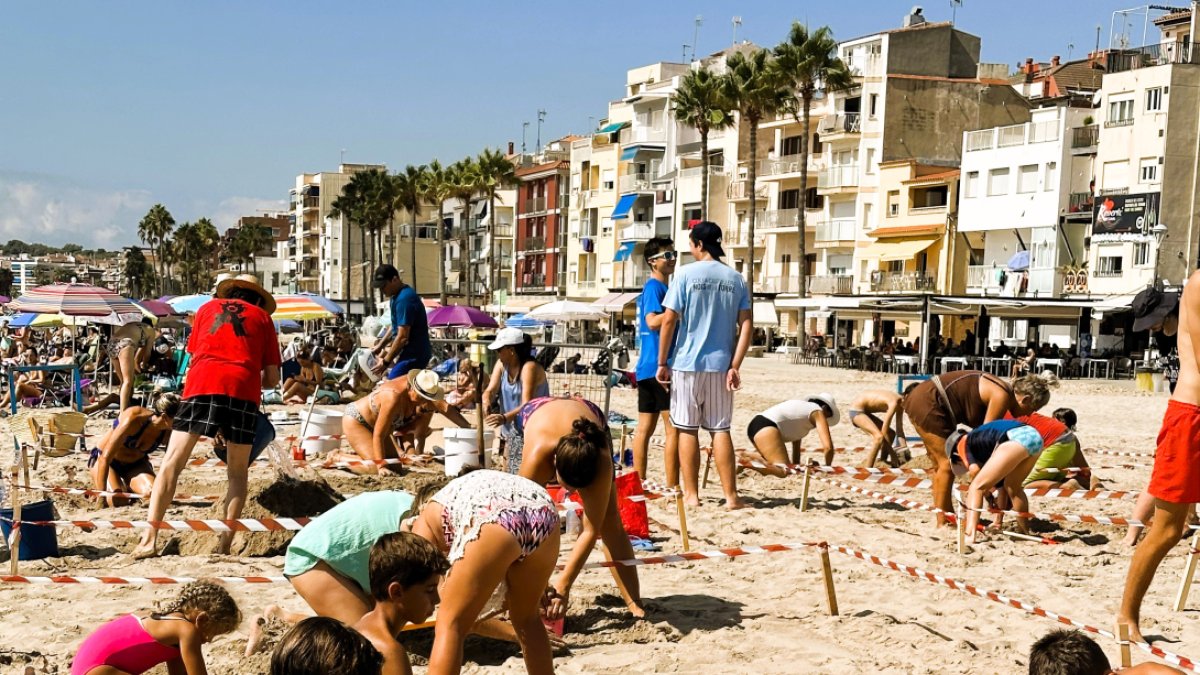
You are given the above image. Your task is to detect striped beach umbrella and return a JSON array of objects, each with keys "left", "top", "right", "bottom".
[
  {"left": 10, "top": 283, "right": 142, "bottom": 325},
  {"left": 273, "top": 294, "right": 339, "bottom": 321},
  {"left": 167, "top": 294, "right": 212, "bottom": 314}
]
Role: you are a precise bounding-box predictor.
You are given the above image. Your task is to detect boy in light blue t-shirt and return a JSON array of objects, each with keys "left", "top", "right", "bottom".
[{"left": 656, "top": 221, "right": 752, "bottom": 510}]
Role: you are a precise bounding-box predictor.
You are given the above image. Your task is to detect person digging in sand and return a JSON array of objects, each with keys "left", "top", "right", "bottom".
[
  {"left": 737, "top": 394, "right": 840, "bottom": 478},
  {"left": 518, "top": 395, "right": 646, "bottom": 621},
  {"left": 947, "top": 419, "right": 1045, "bottom": 545},
  {"left": 88, "top": 392, "right": 180, "bottom": 508},
  {"left": 847, "top": 389, "right": 909, "bottom": 467},
  {"left": 1019, "top": 408, "right": 1102, "bottom": 491}
]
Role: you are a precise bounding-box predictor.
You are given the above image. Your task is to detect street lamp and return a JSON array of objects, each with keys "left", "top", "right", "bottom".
[{"left": 1151, "top": 222, "right": 1168, "bottom": 290}]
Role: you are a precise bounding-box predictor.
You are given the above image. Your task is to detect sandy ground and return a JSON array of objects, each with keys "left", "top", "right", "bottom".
[{"left": 1, "top": 355, "right": 1194, "bottom": 674}]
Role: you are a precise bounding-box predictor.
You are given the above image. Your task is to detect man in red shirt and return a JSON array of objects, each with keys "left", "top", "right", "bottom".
[{"left": 133, "top": 274, "right": 282, "bottom": 558}]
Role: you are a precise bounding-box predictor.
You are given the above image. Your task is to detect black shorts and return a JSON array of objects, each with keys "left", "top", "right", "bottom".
[
  {"left": 746, "top": 414, "right": 777, "bottom": 441},
  {"left": 637, "top": 378, "right": 670, "bottom": 414},
  {"left": 174, "top": 394, "right": 259, "bottom": 445}
]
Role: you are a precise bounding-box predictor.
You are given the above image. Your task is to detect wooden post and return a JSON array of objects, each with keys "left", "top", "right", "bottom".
[
  {"left": 9, "top": 462, "right": 21, "bottom": 575},
  {"left": 618, "top": 423, "right": 628, "bottom": 468},
  {"left": 20, "top": 445, "right": 30, "bottom": 489},
  {"left": 1175, "top": 530, "right": 1200, "bottom": 611},
  {"left": 956, "top": 500, "right": 965, "bottom": 556},
  {"left": 675, "top": 492, "right": 691, "bottom": 552},
  {"left": 701, "top": 447, "right": 712, "bottom": 489},
  {"left": 800, "top": 464, "right": 812, "bottom": 512},
  {"left": 819, "top": 546, "right": 839, "bottom": 616},
  {"left": 476, "top": 367, "right": 486, "bottom": 469},
  {"left": 1117, "top": 622, "right": 1132, "bottom": 668}
]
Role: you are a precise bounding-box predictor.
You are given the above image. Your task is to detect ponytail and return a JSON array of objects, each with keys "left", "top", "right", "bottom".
[{"left": 554, "top": 418, "right": 608, "bottom": 488}]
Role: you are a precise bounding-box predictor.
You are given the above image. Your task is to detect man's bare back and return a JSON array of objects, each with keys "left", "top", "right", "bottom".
[{"left": 1173, "top": 271, "right": 1200, "bottom": 407}]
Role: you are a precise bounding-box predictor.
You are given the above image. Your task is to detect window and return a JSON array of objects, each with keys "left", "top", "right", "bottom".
[
  {"left": 827, "top": 253, "right": 852, "bottom": 275},
  {"left": 885, "top": 260, "right": 904, "bottom": 273},
  {"left": 1017, "top": 164, "right": 1038, "bottom": 193},
  {"left": 1103, "top": 160, "right": 1129, "bottom": 187},
  {"left": 1096, "top": 252, "right": 1124, "bottom": 277},
  {"left": 887, "top": 190, "right": 900, "bottom": 217},
  {"left": 1140, "top": 157, "right": 1160, "bottom": 183},
  {"left": 964, "top": 171, "right": 979, "bottom": 198},
  {"left": 1134, "top": 241, "right": 1151, "bottom": 266},
  {"left": 1045, "top": 162, "right": 1057, "bottom": 191},
  {"left": 1107, "top": 96, "right": 1134, "bottom": 126},
  {"left": 988, "top": 168, "right": 1010, "bottom": 196},
  {"left": 780, "top": 189, "right": 801, "bottom": 210},
  {"left": 865, "top": 148, "right": 876, "bottom": 174},
  {"left": 601, "top": 169, "right": 615, "bottom": 190},
  {"left": 869, "top": 94, "right": 879, "bottom": 118},
  {"left": 804, "top": 187, "right": 823, "bottom": 210},
  {"left": 781, "top": 135, "right": 803, "bottom": 156},
  {"left": 1146, "top": 87, "right": 1164, "bottom": 112}
]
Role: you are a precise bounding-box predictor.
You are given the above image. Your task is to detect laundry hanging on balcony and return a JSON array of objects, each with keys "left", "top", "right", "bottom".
[{"left": 1006, "top": 249, "right": 1030, "bottom": 271}]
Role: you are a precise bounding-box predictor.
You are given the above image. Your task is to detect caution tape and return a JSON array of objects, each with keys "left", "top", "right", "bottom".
[
  {"left": 810, "top": 473, "right": 949, "bottom": 515},
  {"left": 956, "top": 498, "right": 1200, "bottom": 531},
  {"left": 829, "top": 543, "right": 1200, "bottom": 673},
  {"left": 1084, "top": 447, "right": 1155, "bottom": 459},
  {"left": 830, "top": 471, "right": 1141, "bottom": 501},
  {"left": 16, "top": 484, "right": 220, "bottom": 503},
  {"left": 3, "top": 516, "right": 311, "bottom": 532}
]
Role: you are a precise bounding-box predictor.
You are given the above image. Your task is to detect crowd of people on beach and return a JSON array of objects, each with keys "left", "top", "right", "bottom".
[{"left": 64, "top": 225, "right": 1200, "bottom": 674}]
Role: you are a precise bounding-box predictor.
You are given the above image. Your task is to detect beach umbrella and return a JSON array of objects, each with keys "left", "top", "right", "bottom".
[
  {"left": 427, "top": 305, "right": 499, "bottom": 329},
  {"left": 422, "top": 298, "right": 442, "bottom": 310},
  {"left": 526, "top": 300, "right": 607, "bottom": 323},
  {"left": 156, "top": 295, "right": 177, "bottom": 302},
  {"left": 5, "top": 313, "right": 40, "bottom": 328},
  {"left": 10, "top": 283, "right": 142, "bottom": 325},
  {"left": 275, "top": 319, "right": 304, "bottom": 334},
  {"left": 273, "top": 294, "right": 338, "bottom": 321},
  {"left": 0, "top": 296, "right": 11, "bottom": 304},
  {"left": 167, "top": 294, "right": 212, "bottom": 314},
  {"left": 505, "top": 313, "right": 547, "bottom": 330},
  {"left": 294, "top": 292, "right": 344, "bottom": 315},
  {"left": 135, "top": 299, "right": 180, "bottom": 317},
  {"left": 1007, "top": 250, "right": 1030, "bottom": 272}
]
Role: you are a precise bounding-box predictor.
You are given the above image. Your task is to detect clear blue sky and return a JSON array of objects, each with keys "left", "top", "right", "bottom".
[{"left": 0, "top": 1, "right": 1174, "bottom": 248}]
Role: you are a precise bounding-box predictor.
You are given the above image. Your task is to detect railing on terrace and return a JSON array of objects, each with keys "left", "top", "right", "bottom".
[
  {"left": 618, "top": 173, "right": 651, "bottom": 193},
  {"left": 807, "top": 274, "right": 854, "bottom": 294},
  {"left": 627, "top": 127, "right": 667, "bottom": 144},
  {"left": 871, "top": 272, "right": 935, "bottom": 293},
  {"left": 1068, "top": 192, "right": 1094, "bottom": 214},
  {"left": 300, "top": 196, "right": 320, "bottom": 209},
  {"left": 816, "top": 218, "right": 856, "bottom": 242},
  {"left": 619, "top": 222, "right": 654, "bottom": 241},
  {"left": 678, "top": 165, "right": 727, "bottom": 178},
  {"left": 757, "top": 277, "right": 795, "bottom": 294},
  {"left": 818, "top": 165, "right": 859, "bottom": 189},
  {"left": 577, "top": 280, "right": 597, "bottom": 291},
  {"left": 1071, "top": 125, "right": 1099, "bottom": 148},
  {"left": 525, "top": 236, "right": 546, "bottom": 251},
  {"left": 819, "top": 112, "right": 861, "bottom": 134},
  {"left": 1107, "top": 41, "right": 1196, "bottom": 73},
  {"left": 762, "top": 208, "right": 799, "bottom": 229},
  {"left": 525, "top": 197, "right": 547, "bottom": 213},
  {"left": 727, "top": 179, "right": 768, "bottom": 200},
  {"left": 760, "top": 154, "right": 819, "bottom": 176}
]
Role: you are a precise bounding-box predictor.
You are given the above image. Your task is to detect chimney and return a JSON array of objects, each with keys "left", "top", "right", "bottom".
[
  {"left": 507, "top": 141, "right": 515, "bottom": 155},
  {"left": 1024, "top": 57, "right": 1035, "bottom": 82},
  {"left": 1051, "top": 55, "right": 1061, "bottom": 66}
]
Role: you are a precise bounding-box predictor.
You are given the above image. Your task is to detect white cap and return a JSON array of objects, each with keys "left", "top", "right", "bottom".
[{"left": 488, "top": 327, "right": 525, "bottom": 351}]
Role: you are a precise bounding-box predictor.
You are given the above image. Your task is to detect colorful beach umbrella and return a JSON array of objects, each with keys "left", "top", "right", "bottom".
[
  {"left": 427, "top": 305, "right": 499, "bottom": 329},
  {"left": 294, "top": 292, "right": 344, "bottom": 315},
  {"left": 135, "top": 299, "right": 180, "bottom": 317},
  {"left": 505, "top": 313, "right": 548, "bottom": 330},
  {"left": 10, "top": 283, "right": 142, "bottom": 325},
  {"left": 167, "top": 294, "right": 212, "bottom": 314},
  {"left": 526, "top": 300, "right": 607, "bottom": 323},
  {"left": 273, "top": 294, "right": 339, "bottom": 321}
]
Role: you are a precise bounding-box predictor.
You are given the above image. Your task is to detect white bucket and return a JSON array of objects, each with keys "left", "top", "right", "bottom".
[
  {"left": 300, "top": 409, "right": 344, "bottom": 457},
  {"left": 442, "top": 428, "right": 494, "bottom": 476}
]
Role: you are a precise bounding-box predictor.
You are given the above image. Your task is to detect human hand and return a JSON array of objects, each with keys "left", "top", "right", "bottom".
[
  {"left": 371, "top": 360, "right": 389, "bottom": 376},
  {"left": 726, "top": 367, "right": 741, "bottom": 391},
  {"left": 542, "top": 587, "right": 569, "bottom": 621},
  {"left": 485, "top": 414, "right": 505, "bottom": 427},
  {"left": 655, "top": 366, "right": 671, "bottom": 387}
]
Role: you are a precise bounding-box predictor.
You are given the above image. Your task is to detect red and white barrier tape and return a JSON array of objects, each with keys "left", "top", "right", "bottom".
[
  {"left": 4, "top": 516, "right": 311, "bottom": 532},
  {"left": 830, "top": 471, "right": 1141, "bottom": 501},
  {"left": 1084, "top": 447, "right": 1155, "bottom": 459},
  {"left": 810, "top": 474, "right": 949, "bottom": 515},
  {"left": 956, "top": 499, "right": 1200, "bottom": 532},
  {"left": 17, "top": 484, "right": 220, "bottom": 503}
]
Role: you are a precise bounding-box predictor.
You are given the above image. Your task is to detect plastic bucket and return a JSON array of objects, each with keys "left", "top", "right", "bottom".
[
  {"left": 1136, "top": 368, "right": 1156, "bottom": 392},
  {"left": 215, "top": 413, "right": 276, "bottom": 465},
  {"left": 442, "top": 428, "right": 494, "bottom": 476},
  {"left": 1, "top": 499, "right": 58, "bottom": 560},
  {"left": 299, "top": 409, "right": 344, "bottom": 456}
]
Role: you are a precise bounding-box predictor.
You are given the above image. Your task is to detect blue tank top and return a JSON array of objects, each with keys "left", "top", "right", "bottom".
[{"left": 500, "top": 363, "right": 549, "bottom": 438}]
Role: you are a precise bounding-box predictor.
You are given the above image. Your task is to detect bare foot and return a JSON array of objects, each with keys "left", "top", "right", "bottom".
[
  {"left": 626, "top": 600, "right": 647, "bottom": 619},
  {"left": 724, "top": 498, "right": 749, "bottom": 511},
  {"left": 683, "top": 496, "right": 701, "bottom": 509},
  {"left": 245, "top": 605, "right": 290, "bottom": 656},
  {"left": 131, "top": 543, "right": 158, "bottom": 560},
  {"left": 1122, "top": 530, "right": 1143, "bottom": 547},
  {"left": 1117, "top": 616, "right": 1146, "bottom": 644}
]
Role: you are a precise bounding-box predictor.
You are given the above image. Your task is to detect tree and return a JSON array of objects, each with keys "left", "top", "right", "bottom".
[
  {"left": 775, "top": 22, "right": 854, "bottom": 348},
  {"left": 392, "top": 164, "right": 428, "bottom": 292},
  {"left": 0, "top": 268, "right": 14, "bottom": 298},
  {"left": 333, "top": 169, "right": 393, "bottom": 306},
  {"left": 448, "top": 158, "right": 481, "bottom": 305},
  {"left": 137, "top": 204, "right": 175, "bottom": 296},
  {"left": 476, "top": 148, "right": 516, "bottom": 304},
  {"left": 61, "top": 243, "right": 83, "bottom": 254},
  {"left": 236, "top": 222, "right": 272, "bottom": 274},
  {"left": 672, "top": 68, "right": 735, "bottom": 221},
  {"left": 722, "top": 48, "right": 787, "bottom": 298},
  {"left": 123, "top": 247, "right": 154, "bottom": 298},
  {"left": 422, "top": 160, "right": 454, "bottom": 304},
  {"left": 192, "top": 217, "right": 219, "bottom": 293}
]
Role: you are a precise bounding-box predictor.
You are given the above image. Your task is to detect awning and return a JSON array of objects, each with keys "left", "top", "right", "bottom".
[
  {"left": 473, "top": 200, "right": 488, "bottom": 216},
  {"left": 620, "top": 144, "right": 664, "bottom": 161},
  {"left": 614, "top": 241, "right": 637, "bottom": 262},
  {"left": 860, "top": 237, "right": 939, "bottom": 262},
  {"left": 592, "top": 292, "right": 640, "bottom": 312},
  {"left": 611, "top": 194, "right": 638, "bottom": 220},
  {"left": 753, "top": 301, "right": 779, "bottom": 327},
  {"left": 502, "top": 294, "right": 556, "bottom": 312},
  {"left": 446, "top": 271, "right": 461, "bottom": 286},
  {"left": 595, "top": 122, "right": 629, "bottom": 135}
]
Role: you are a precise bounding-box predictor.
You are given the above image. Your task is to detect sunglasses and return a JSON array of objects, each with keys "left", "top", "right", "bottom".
[{"left": 649, "top": 251, "right": 677, "bottom": 262}]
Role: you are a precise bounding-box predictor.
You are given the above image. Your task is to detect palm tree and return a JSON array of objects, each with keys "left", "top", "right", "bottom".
[
  {"left": 193, "top": 217, "right": 219, "bottom": 291},
  {"left": 422, "top": 160, "right": 454, "bottom": 304},
  {"left": 392, "top": 164, "right": 428, "bottom": 292},
  {"left": 671, "top": 68, "right": 735, "bottom": 221},
  {"left": 331, "top": 177, "right": 370, "bottom": 301},
  {"left": 137, "top": 204, "right": 175, "bottom": 296},
  {"left": 235, "top": 222, "right": 272, "bottom": 274},
  {"left": 334, "top": 168, "right": 393, "bottom": 303},
  {"left": 476, "top": 148, "right": 516, "bottom": 304},
  {"left": 722, "top": 48, "right": 787, "bottom": 298},
  {"left": 775, "top": 22, "right": 854, "bottom": 349},
  {"left": 170, "top": 222, "right": 195, "bottom": 293},
  {"left": 448, "top": 158, "right": 481, "bottom": 304}
]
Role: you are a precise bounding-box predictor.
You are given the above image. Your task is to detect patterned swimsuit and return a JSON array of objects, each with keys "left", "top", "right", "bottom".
[{"left": 431, "top": 469, "right": 558, "bottom": 565}]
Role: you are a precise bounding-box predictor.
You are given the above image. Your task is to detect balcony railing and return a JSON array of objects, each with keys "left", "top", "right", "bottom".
[
  {"left": 1068, "top": 192, "right": 1094, "bottom": 214},
  {"left": 521, "top": 274, "right": 547, "bottom": 288},
  {"left": 872, "top": 272, "right": 935, "bottom": 293},
  {"left": 300, "top": 196, "right": 319, "bottom": 209},
  {"left": 1107, "top": 41, "right": 1196, "bottom": 73},
  {"left": 816, "top": 218, "right": 856, "bottom": 243},
  {"left": 757, "top": 278, "right": 795, "bottom": 294},
  {"left": 678, "top": 165, "right": 727, "bottom": 178},
  {"left": 807, "top": 274, "right": 854, "bottom": 294},
  {"left": 1105, "top": 117, "right": 1134, "bottom": 128},
  {"left": 760, "top": 154, "right": 820, "bottom": 177},
  {"left": 524, "top": 197, "right": 547, "bottom": 213},
  {"left": 525, "top": 236, "right": 546, "bottom": 251},
  {"left": 1071, "top": 125, "right": 1099, "bottom": 149},
  {"left": 577, "top": 280, "right": 597, "bottom": 291},
  {"left": 619, "top": 222, "right": 655, "bottom": 241},
  {"left": 762, "top": 208, "right": 799, "bottom": 229},
  {"left": 576, "top": 189, "right": 597, "bottom": 209},
  {"left": 817, "top": 165, "right": 859, "bottom": 190},
  {"left": 727, "top": 179, "right": 768, "bottom": 200},
  {"left": 819, "top": 112, "right": 861, "bottom": 135},
  {"left": 618, "top": 173, "right": 652, "bottom": 193}
]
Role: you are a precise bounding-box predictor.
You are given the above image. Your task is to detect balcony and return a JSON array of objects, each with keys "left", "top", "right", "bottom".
[
  {"left": 1071, "top": 125, "right": 1099, "bottom": 152},
  {"left": 576, "top": 189, "right": 597, "bottom": 209},
  {"left": 759, "top": 154, "right": 820, "bottom": 178},
  {"left": 807, "top": 274, "right": 854, "bottom": 295},
  {"left": 872, "top": 272, "right": 935, "bottom": 293},
  {"left": 300, "top": 195, "right": 319, "bottom": 210},
  {"left": 1067, "top": 192, "right": 1094, "bottom": 218},
  {"left": 524, "top": 197, "right": 547, "bottom": 214},
  {"left": 762, "top": 208, "right": 799, "bottom": 230},
  {"left": 819, "top": 112, "right": 861, "bottom": 136},
  {"left": 815, "top": 218, "right": 856, "bottom": 245},
  {"left": 817, "top": 165, "right": 859, "bottom": 192},
  {"left": 757, "top": 277, "right": 796, "bottom": 294},
  {"left": 627, "top": 127, "right": 667, "bottom": 144},
  {"left": 577, "top": 280, "right": 598, "bottom": 292},
  {"left": 619, "top": 222, "right": 655, "bottom": 241},
  {"left": 525, "top": 236, "right": 547, "bottom": 251},
  {"left": 618, "top": 173, "right": 652, "bottom": 194},
  {"left": 727, "top": 179, "right": 768, "bottom": 201},
  {"left": 1106, "top": 41, "right": 1197, "bottom": 73}
]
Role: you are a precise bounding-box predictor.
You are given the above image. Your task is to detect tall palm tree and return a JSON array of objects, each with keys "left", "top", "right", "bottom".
[
  {"left": 137, "top": 204, "right": 175, "bottom": 296},
  {"left": 775, "top": 22, "right": 854, "bottom": 348},
  {"left": 171, "top": 221, "right": 195, "bottom": 293},
  {"left": 334, "top": 168, "right": 392, "bottom": 304},
  {"left": 392, "top": 164, "right": 428, "bottom": 292},
  {"left": 722, "top": 48, "right": 787, "bottom": 298},
  {"left": 236, "top": 222, "right": 272, "bottom": 274},
  {"left": 448, "top": 158, "right": 481, "bottom": 304},
  {"left": 422, "top": 160, "right": 454, "bottom": 304},
  {"left": 671, "top": 68, "right": 735, "bottom": 221},
  {"left": 193, "top": 217, "right": 219, "bottom": 291},
  {"left": 476, "top": 148, "right": 516, "bottom": 304},
  {"left": 331, "top": 176, "right": 370, "bottom": 302}
]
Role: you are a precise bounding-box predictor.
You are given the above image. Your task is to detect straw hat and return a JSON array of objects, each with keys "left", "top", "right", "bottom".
[
  {"left": 214, "top": 273, "right": 277, "bottom": 315},
  {"left": 407, "top": 368, "right": 444, "bottom": 401}
]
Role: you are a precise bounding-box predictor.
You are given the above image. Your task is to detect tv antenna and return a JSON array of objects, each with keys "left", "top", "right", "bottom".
[
  {"left": 522, "top": 122, "right": 530, "bottom": 153},
  {"left": 536, "top": 109, "right": 547, "bottom": 152},
  {"left": 732, "top": 16, "right": 742, "bottom": 45},
  {"left": 692, "top": 15, "right": 704, "bottom": 60}
]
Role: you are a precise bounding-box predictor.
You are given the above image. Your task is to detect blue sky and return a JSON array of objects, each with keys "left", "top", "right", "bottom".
[{"left": 0, "top": 1, "right": 1173, "bottom": 248}]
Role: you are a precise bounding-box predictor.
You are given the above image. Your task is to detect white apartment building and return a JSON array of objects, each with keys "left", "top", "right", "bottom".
[{"left": 289, "top": 165, "right": 371, "bottom": 310}]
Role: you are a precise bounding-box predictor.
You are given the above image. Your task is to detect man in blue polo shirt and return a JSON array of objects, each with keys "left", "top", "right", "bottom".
[
  {"left": 370, "top": 264, "right": 431, "bottom": 379},
  {"left": 632, "top": 237, "right": 678, "bottom": 483}
]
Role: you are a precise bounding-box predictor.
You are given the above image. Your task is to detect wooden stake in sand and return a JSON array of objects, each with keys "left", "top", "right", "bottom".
[
  {"left": 20, "top": 444, "right": 30, "bottom": 491},
  {"left": 1175, "top": 530, "right": 1200, "bottom": 611},
  {"left": 800, "top": 464, "right": 812, "bottom": 512},
  {"left": 701, "top": 448, "right": 712, "bottom": 489},
  {"left": 475, "top": 366, "right": 486, "bottom": 469},
  {"left": 675, "top": 492, "right": 691, "bottom": 552},
  {"left": 1117, "top": 622, "right": 1132, "bottom": 668},
  {"left": 819, "top": 546, "right": 839, "bottom": 616},
  {"left": 8, "top": 460, "right": 21, "bottom": 575},
  {"left": 956, "top": 499, "right": 966, "bottom": 556}
]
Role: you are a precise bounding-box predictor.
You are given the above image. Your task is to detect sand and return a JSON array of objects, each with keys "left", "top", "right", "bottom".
[{"left": 2, "top": 356, "right": 1195, "bottom": 673}]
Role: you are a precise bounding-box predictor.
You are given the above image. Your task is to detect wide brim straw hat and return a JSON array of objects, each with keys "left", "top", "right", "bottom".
[
  {"left": 214, "top": 273, "right": 277, "bottom": 315},
  {"left": 407, "top": 368, "right": 444, "bottom": 401}
]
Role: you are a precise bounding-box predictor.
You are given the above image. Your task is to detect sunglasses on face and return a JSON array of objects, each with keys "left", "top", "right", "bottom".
[{"left": 649, "top": 251, "right": 677, "bottom": 262}]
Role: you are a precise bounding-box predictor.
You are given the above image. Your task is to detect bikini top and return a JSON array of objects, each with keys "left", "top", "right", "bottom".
[
  {"left": 367, "top": 390, "right": 422, "bottom": 430},
  {"left": 123, "top": 416, "right": 168, "bottom": 453}
]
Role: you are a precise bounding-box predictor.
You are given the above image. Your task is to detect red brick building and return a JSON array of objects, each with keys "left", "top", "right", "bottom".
[{"left": 514, "top": 137, "right": 575, "bottom": 299}]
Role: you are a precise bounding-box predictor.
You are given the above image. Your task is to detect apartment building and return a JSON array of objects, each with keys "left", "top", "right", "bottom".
[{"left": 513, "top": 137, "right": 573, "bottom": 305}]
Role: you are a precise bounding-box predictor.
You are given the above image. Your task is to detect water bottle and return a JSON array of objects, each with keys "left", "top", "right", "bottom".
[{"left": 564, "top": 506, "right": 582, "bottom": 539}]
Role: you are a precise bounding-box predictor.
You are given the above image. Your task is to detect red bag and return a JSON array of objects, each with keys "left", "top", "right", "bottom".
[{"left": 613, "top": 470, "right": 650, "bottom": 540}]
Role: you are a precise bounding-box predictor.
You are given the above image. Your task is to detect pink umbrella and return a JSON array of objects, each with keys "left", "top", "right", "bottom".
[
  {"left": 426, "top": 305, "right": 498, "bottom": 329},
  {"left": 135, "top": 299, "right": 180, "bottom": 317}
]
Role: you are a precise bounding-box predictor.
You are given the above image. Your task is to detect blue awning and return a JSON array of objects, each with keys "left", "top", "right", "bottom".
[
  {"left": 611, "top": 194, "right": 638, "bottom": 220},
  {"left": 596, "top": 121, "right": 628, "bottom": 135},
  {"left": 620, "top": 146, "right": 638, "bottom": 161},
  {"left": 614, "top": 241, "right": 637, "bottom": 262}
]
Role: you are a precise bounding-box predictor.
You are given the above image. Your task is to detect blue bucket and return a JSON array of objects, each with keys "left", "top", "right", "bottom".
[
  {"left": 214, "top": 413, "right": 276, "bottom": 465},
  {"left": 1, "top": 499, "right": 59, "bottom": 560}
]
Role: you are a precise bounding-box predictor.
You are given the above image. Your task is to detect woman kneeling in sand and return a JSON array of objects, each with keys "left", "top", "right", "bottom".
[
  {"left": 334, "top": 369, "right": 472, "bottom": 473},
  {"left": 738, "top": 394, "right": 840, "bottom": 477},
  {"left": 89, "top": 393, "right": 181, "bottom": 507},
  {"left": 518, "top": 396, "right": 646, "bottom": 620},
  {"left": 948, "top": 420, "right": 1044, "bottom": 544}
]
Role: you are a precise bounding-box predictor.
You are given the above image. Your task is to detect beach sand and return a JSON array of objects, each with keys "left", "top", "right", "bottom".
[{"left": 2, "top": 355, "right": 1194, "bottom": 674}]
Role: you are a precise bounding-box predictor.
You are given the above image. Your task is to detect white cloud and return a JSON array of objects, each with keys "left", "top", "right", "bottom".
[{"left": 0, "top": 172, "right": 153, "bottom": 249}]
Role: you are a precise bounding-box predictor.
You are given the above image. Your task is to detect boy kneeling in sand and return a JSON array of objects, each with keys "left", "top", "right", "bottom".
[
  {"left": 355, "top": 532, "right": 449, "bottom": 675},
  {"left": 847, "top": 389, "right": 909, "bottom": 467}
]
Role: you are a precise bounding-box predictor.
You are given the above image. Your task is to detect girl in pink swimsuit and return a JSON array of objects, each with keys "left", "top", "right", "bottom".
[{"left": 72, "top": 580, "right": 241, "bottom": 675}]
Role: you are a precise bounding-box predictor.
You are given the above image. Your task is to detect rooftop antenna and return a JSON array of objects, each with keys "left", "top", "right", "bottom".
[
  {"left": 692, "top": 15, "right": 704, "bottom": 60},
  {"left": 682, "top": 43, "right": 690, "bottom": 62},
  {"left": 536, "top": 109, "right": 547, "bottom": 152},
  {"left": 950, "top": 0, "right": 962, "bottom": 25},
  {"left": 340, "top": 148, "right": 346, "bottom": 165},
  {"left": 522, "top": 122, "right": 530, "bottom": 153},
  {"left": 732, "top": 16, "right": 742, "bottom": 45},
  {"left": 1067, "top": 42, "right": 1075, "bottom": 61}
]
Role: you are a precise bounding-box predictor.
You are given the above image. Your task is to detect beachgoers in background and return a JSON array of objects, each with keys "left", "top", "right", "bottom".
[
  {"left": 89, "top": 392, "right": 180, "bottom": 507},
  {"left": 282, "top": 347, "right": 324, "bottom": 404},
  {"left": 847, "top": 389, "right": 908, "bottom": 467},
  {"left": 371, "top": 264, "right": 432, "bottom": 381},
  {"left": 632, "top": 236, "right": 679, "bottom": 483},
  {"left": 738, "top": 395, "right": 840, "bottom": 478},
  {"left": 108, "top": 317, "right": 157, "bottom": 412},
  {"left": 482, "top": 327, "right": 549, "bottom": 474}
]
